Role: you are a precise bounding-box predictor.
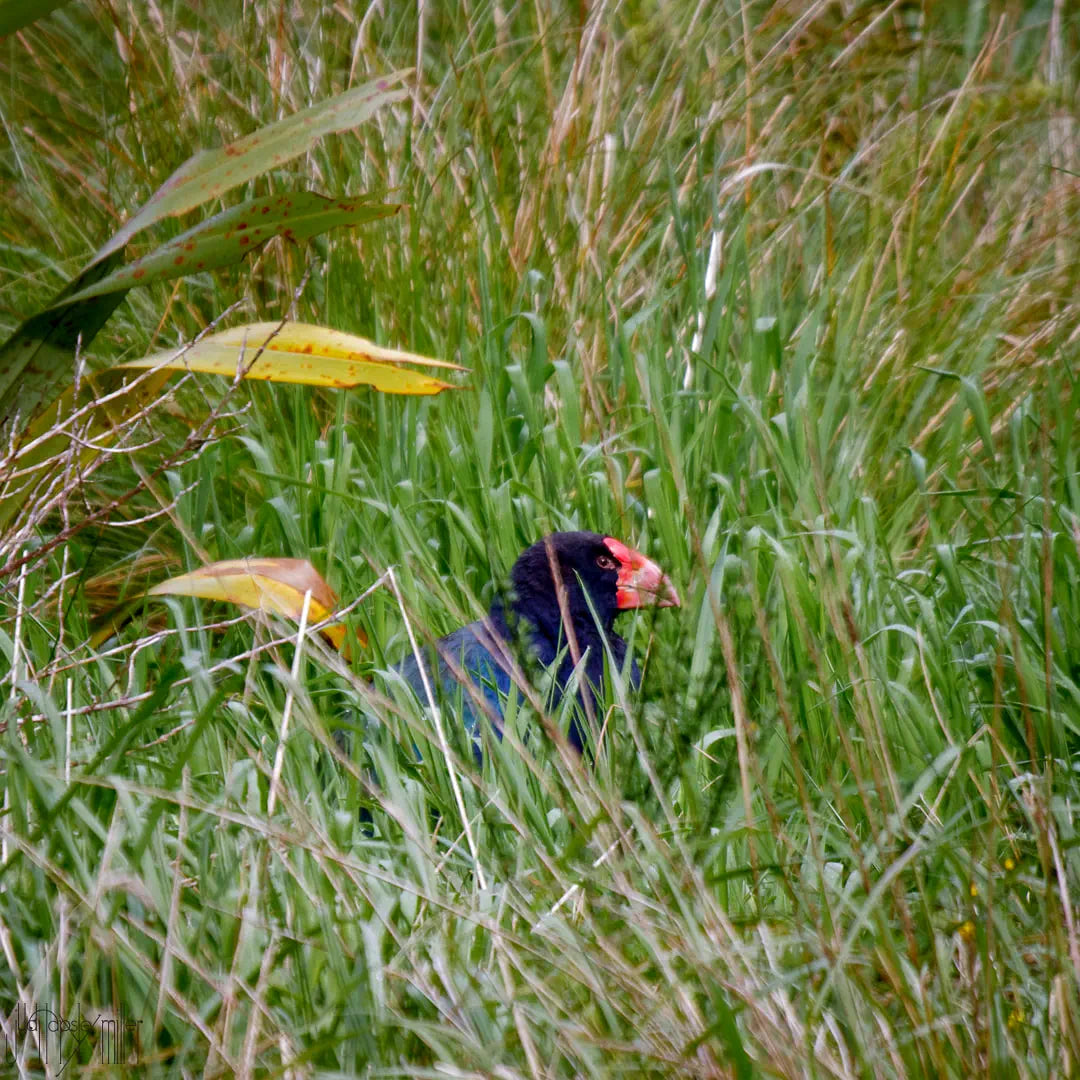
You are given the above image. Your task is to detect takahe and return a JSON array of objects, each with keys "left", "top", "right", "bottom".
[{"left": 392, "top": 531, "right": 679, "bottom": 756}]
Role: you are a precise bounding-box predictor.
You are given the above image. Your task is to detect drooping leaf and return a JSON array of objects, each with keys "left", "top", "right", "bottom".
[
  {"left": 96, "top": 72, "right": 411, "bottom": 261},
  {"left": 0, "top": 251, "right": 127, "bottom": 430},
  {"left": 59, "top": 194, "right": 400, "bottom": 306},
  {"left": 0, "top": 0, "right": 70, "bottom": 36},
  {"left": 120, "top": 322, "right": 464, "bottom": 394},
  {"left": 149, "top": 557, "right": 363, "bottom": 652},
  {"left": 0, "top": 72, "right": 409, "bottom": 434}
]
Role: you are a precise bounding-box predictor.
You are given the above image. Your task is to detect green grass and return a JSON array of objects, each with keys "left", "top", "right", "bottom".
[{"left": 1, "top": 1, "right": 1079, "bottom": 1075}]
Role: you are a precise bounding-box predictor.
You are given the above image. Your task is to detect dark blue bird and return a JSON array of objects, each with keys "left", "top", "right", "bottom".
[{"left": 391, "top": 531, "right": 679, "bottom": 757}]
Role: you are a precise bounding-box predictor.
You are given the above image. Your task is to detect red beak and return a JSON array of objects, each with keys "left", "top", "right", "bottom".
[{"left": 603, "top": 537, "right": 681, "bottom": 610}]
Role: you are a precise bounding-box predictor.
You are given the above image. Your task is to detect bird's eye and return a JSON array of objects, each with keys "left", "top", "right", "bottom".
[{"left": 596, "top": 553, "right": 618, "bottom": 571}]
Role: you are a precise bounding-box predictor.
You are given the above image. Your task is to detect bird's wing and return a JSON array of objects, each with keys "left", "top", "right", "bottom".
[{"left": 393, "top": 621, "right": 513, "bottom": 747}]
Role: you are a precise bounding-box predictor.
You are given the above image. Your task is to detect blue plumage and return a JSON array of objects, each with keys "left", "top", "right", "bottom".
[{"left": 393, "top": 609, "right": 516, "bottom": 753}]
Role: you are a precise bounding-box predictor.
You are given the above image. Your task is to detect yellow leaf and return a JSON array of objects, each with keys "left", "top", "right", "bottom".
[
  {"left": 119, "top": 322, "right": 464, "bottom": 395},
  {"left": 149, "top": 557, "right": 364, "bottom": 652}
]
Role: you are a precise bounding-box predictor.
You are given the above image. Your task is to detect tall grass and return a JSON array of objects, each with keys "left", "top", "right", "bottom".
[{"left": 1, "top": 1, "right": 1079, "bottom": 1075}]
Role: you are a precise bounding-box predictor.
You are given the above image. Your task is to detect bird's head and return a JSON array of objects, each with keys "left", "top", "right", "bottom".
[{"left": 508, "top": 531, "right": 680, "bottom": 636}]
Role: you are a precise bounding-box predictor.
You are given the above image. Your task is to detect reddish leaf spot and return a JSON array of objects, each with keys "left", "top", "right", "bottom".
[
  {"left": 302, "top": 344, "right": 314, "bottom": 354},
  {"left": 237, "top": 222, "right": 248, "bottom": 230},
  {"left": 174, "top": 255, "right": 185, "bottom": 265},
  {"left": 239, "top": 236, "right": 250, "bottom": 246},
  {"left": 132, "top": 268, "right": 146, "bottom": 279},
  {"left": 225, "top": 145, "right": 241, "bottom": 156}
]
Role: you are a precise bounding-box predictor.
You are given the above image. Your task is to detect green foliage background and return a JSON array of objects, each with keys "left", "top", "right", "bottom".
[{"left": 1, "top": 1, "right": 1079, "bottom": 1075}]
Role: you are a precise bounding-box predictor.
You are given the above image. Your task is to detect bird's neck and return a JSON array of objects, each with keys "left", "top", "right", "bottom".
[
  {"left": 499, "top": 590, "right": 614, "bottom": 650},
  {"left": 493, "top": 594, "right": 624, "bottom": 688},
  {"left": 491, "top": 594, "right": 628, "bottom": 755}
]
